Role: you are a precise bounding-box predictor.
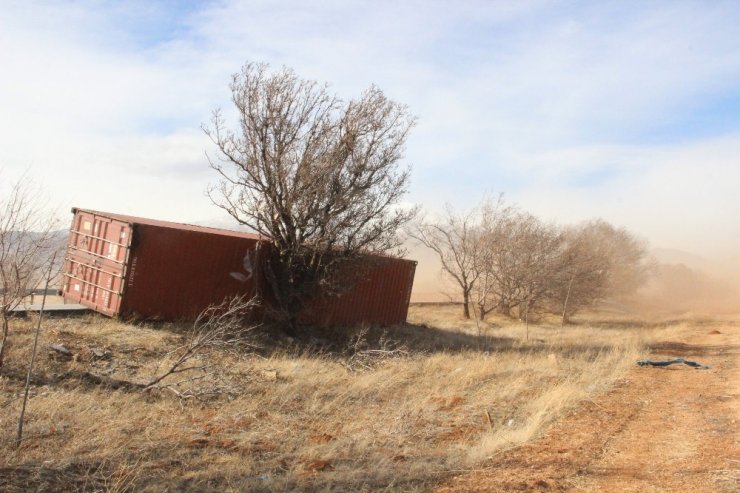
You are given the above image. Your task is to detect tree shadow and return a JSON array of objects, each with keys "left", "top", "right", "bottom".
[
  {"left": 567, "top": 318, "right": 675, "bottom": 331},
  {"left": 247, "top": 321, "right": 636, "bottom": 362},
  {"left": 250, "top": 321, "right": 519, "bottom": 356}
]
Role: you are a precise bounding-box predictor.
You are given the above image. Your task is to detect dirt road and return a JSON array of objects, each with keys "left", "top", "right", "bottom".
[{"left": 439, "top": 320, "right": 740, "bottom": 492}]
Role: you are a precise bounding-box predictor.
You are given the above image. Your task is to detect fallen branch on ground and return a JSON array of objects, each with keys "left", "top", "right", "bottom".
[
  {"left": 343, "top": 327, "right": 409, "bottom": 372},
  {"left": 143, "top": 295, "right": 260, "bottom": 397}
]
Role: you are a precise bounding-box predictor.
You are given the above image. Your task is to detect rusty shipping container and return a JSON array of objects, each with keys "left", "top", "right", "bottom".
[{"left": 61, "top": 208, "right": 416, "bottom": 325}]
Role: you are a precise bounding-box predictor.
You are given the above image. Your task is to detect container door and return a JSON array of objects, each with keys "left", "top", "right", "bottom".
[{"left": 62, "top": 211, "right": 132, "bottom": 316}]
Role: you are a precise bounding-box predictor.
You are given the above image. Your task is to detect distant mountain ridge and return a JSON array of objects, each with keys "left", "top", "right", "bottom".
[
  {"left": 651, "top": 247, "right": 740, "bottom": 283},
  {"left": 651, "top": 248, "right": 717, "bottom": 272}
]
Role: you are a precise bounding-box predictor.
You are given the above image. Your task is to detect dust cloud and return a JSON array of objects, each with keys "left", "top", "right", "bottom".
[
  {"left": 406, "top": 240, "right": 457, "bottom": 303},
  {"left": 407, "top": 240, "right": 740, "bottom": 314},
  {"left": 637, "top": 249, "right": 740, "bottom": 315}
]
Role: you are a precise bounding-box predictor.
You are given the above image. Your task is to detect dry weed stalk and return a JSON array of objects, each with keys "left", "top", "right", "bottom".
[{"left": 15, "top": 251, "right": 57, "bottom": 448}]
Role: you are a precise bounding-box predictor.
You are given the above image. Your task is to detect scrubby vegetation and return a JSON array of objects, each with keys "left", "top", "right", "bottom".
[{"left": 0, "top": 304, "right": 669, "bottom": 492}]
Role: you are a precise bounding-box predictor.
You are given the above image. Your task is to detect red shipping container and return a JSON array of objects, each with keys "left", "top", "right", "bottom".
[{"left": 62, "top": 208, "right": 416, "bottom": 325}]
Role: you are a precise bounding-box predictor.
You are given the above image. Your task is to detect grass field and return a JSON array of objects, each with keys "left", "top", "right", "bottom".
[{"left": 0, "top": 304, "right": 670, "bottom": 492}]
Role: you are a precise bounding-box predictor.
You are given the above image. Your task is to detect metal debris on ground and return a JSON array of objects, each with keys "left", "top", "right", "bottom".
[
  {"left": 637, "top": 358, "right": 711, "bottom": 369},
  {"left": 49, "top": 344, "right": 72, "bottom": 358}
]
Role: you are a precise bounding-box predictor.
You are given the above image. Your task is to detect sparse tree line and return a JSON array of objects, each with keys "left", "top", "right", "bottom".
[{"left": 412, "top": 196, "right": 650, "bottom": 323}]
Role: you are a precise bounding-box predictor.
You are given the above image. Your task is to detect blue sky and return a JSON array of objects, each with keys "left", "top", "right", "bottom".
[{"left": 1, "top": 0, "right": 740, "bottom": 263}]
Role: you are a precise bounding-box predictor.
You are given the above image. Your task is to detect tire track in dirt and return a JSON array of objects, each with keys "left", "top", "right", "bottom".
[{"left": 438, "top": 321, "right": 739, "bottom": 492}]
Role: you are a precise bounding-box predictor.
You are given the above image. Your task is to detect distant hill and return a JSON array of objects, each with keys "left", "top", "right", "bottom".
[
  {"left": 3, "top": 229, "right": 68, "bottom": 253},
  {"left": 651, "top": 248, "right": 718, "bottom": 273},
  {"left": 192, "top": 217, "right": 255, "bottom": 233},
  {"left": 652, "top": 247, "right": 740, "bottom": 283},
  {"left": 0, "top": 229, "right": 68, "bottom": 291}
]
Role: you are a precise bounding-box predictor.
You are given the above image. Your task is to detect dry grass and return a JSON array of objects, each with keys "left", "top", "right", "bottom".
[{"left": 0, "top": 304, "right": 671, "bottom": 492}]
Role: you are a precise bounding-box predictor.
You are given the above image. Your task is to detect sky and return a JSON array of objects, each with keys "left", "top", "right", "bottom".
[{"left": 2, "top": 0, "right": 740, "bottom": 272}]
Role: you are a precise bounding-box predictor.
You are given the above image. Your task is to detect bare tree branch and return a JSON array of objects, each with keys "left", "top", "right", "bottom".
[
  {"left": 144, "top": 295, "right": 260, "bottom": 393},
  {"left": 0, "top": 173, "right": 62, "bottom": 369}
]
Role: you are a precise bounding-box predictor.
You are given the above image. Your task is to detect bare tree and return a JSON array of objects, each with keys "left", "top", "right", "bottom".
[
  {"left": 410, "top": 204, "right": 484, "bottom": 318},
  {"left": 413, "top": 196, "right": 561, "bottom": 322},
  {"left": 589, "top": 219, "right": 649, "bottom": 299},
  {"left": 550, "top": 219, "right": 649, "bottom": 323},
  {"left": 476, "top": 210, "right": 562, "bottom": 320},
  {"left": 471, "top": 199, "right": 522, "bottom": 319},
  {"left": 551, "top": 223, "right": 611, "bottom": 324},
  {"left": 509, "top": 216, "right": 563, "bottom": 320},
  {"left": 0, "top": 176, "right": 60, "bottom": 368},
  {"left": 204, "top": 63, "right": 417, "bottom": 330}
]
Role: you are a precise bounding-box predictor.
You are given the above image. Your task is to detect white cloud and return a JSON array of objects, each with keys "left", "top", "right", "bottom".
[
  {"left": 0, "top": 0, "right": 739, "bottom": 260},
  {"left": 514, "top": 134, "right": 740, "bottom": 256}
]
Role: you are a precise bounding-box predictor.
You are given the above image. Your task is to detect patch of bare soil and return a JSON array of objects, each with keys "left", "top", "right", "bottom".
[{"left": 438, "top": 321, "right": 740, "bottom": 492}]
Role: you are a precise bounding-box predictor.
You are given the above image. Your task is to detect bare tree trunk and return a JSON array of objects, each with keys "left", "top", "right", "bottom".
[
  {"left": 16, "top": 255, "right": 55, "bottom": 448},
  {"left": 471, "top": 297, "right": 483, "bottom": 350},
  {"left": 0, "top": 315, "right": 9, "bottom": 369},
  {"left": 463, "top": 291, "right": 470, "bottom": 319},
  {"left": 561, "top": 276, "right": 574, "bottom": 326},
  {"left": 499, "top": 304, "right": 511, "bottom": 317}
]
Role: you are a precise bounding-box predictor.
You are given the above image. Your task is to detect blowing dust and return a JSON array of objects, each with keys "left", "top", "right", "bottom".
[
  {"left": 637, "top": 250, "right": 740, "bottom": 315},
  {"left": 409, "top": 240, "right": 740, "bottom": 315}
]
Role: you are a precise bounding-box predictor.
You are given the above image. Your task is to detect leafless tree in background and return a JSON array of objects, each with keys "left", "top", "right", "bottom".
[
  {"left": 588, "top": 219, "right": 650, "bottom": 299},
  {"left": 410, "top": 204, "right": 484, "bottom": 318},
  {"left": 471, "top": 197, "right": 518, "bottom": 320},
  {"left": 416, "top": 194, "right": 650, "bottom": 323},
  {"left": 508, "top": 215, "right": 563, "bottom": 321},
  {"left": 551, "top": 219, "right": 649, "bottom": 323},
  {"left": 204, "top": 63, "right": 417, "bottom": 331},
  {"left": 574, "top": 220, "right": 648, "bottom": 298},
  {"left": 0, "top": 176, "right": 60, "bottom": 368},
  {"left": 552, "top": 225, "right": 610, "bottom": 324},
  {"left": 474, "top": 209, "right": 562, "bottom": 320}
]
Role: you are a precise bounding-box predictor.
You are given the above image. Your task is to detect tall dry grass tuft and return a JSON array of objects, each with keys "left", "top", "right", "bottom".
[
  {"left": 466, "top": 341, "right": 642, "bottom": 463},
  {"left": 0, "top": 305, "right": 671, "bottom": 491}
]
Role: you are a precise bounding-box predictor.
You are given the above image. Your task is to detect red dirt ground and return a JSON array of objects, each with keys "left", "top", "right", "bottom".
[{"left": 438, "top": 321, "right": 740, "bottom": 492}]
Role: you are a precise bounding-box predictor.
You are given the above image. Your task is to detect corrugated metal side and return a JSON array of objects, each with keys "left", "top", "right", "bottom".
[
  {"left": 61, "top": 210, "right": 132, "bottom": 316},
  {"left": 299, "top": 257, "right": 417, "bottom": 326},
  {"left": 62, "top": 208, "right": 417, "bottom": 326},
  {"left": 119, "top": 223, "right": 262, "bottom": 320}
]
